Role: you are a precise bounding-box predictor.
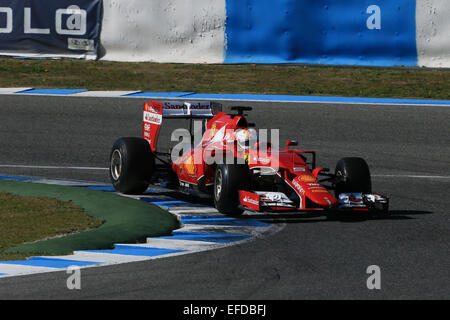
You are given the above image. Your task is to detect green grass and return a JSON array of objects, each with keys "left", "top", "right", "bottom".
[
  {"left": 0, "top": 58, "right": 449, "bottom": 100},
  {"left": 0, "top": 180, "right": 180, "bottom": 258},
  {"left": 0, "top": 191, "right": 103, "bottom": 261}
]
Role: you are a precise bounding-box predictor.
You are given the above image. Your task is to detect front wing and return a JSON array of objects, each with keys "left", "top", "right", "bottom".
[{"left": 238, "top": 190, "right": 389, "bottom": 213}]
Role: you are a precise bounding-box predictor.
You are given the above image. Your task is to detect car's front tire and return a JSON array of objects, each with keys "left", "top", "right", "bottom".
[
  {"left": 334, "top": 157, "right": 372, "bottom": 196},
  {"left": 214, "top": 163, "right": 250, "bottom": 216},
  {"left": 109, "top": 137, "right": 155, "bottom": 194}
]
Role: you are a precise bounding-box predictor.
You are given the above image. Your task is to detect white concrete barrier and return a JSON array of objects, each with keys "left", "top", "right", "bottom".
[
  {"left": 100, "top": 0, "right": 226, "bottom": 63},
  {"left": 416, "top": 0, "right": 450, "bottom": 68},
  {"left": 99, "top": 0, "right": 450, "bottom": 68}
]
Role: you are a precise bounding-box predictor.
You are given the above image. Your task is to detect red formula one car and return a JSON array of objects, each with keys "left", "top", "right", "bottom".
[{"left": 109, "top": 101, "right": 389, "bottom": 216}]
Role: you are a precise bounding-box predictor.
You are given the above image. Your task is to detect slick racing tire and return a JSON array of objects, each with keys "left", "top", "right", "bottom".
[
  {"left": 109, "top": 137, "right": 155, "bottom": 194},
  {"left": 334, "top": 157, "right": 372, "bottom": 197},
  {"left": 214, "top": 163, "right": 250, "bottom": 216}
]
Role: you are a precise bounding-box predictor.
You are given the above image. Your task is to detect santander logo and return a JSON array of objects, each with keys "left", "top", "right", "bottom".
[{"left": 243, "top": 196, "right": 258, "bottom": 205}]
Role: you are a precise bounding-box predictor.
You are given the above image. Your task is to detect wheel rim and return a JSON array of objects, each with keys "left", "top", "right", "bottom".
[
  {"left": 110, "top": 149, "right": 122, "bottom": 181},
  {"left": 214, "top": 169, "right": 223, "bottom": 201}
]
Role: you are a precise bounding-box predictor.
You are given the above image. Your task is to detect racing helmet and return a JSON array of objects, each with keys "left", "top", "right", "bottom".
[{"left": 236, "top": 128, "right": 257, "bottom": 150}]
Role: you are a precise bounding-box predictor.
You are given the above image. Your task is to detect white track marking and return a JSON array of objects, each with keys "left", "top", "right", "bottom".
[
  {"left": 372, "top": 174, "right": 450, "bottom": 180},
  {"left": 35, "top": 179, "right": 108, "bottom": 186},
  {"left": 0, "top": 88, "right": 33, "bottom": 94},
  {"left": 43, "top": 252, "right": 151, "bottom": 264},
  {"left": 0, "top": 264, "right": 60, "bottom": 277},
  {"left": 2, "top": 165, "right": 448, "bottom": 181},
  {"left": 178, "top": 224, "right": 248, "bottom": 231},
  {"left": 72, "top": 91, "right": 142, "bottom": 97},
  {"left": 176, "top": 224, "right": 270, "bottom": 236},
  {"left": 0, "top": 165, "right": 108, "bottom": 171},
  {"left": 168, "top": 208, "right": 221, "bottom": 215},
  {"left": 180, "top": 97, "right": 450, "bottom": 108},
  {"left": 131, "top": 240, "right": 221, "bottom": 251}
]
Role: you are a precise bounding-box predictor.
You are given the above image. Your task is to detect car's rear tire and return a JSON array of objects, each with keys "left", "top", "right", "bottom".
[
  {"left": 214, "top": 163, "right": 250, "bottom": 216},
  {"left": 334, "top": 157, "right": 372, "bottom": 196},
  {"left": 109, "top": 137, "right": 155, "bottom": 194}
]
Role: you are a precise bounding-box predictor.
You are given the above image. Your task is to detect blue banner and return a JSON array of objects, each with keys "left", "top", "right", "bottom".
[
  {"left": 0, "top": 0, "right": 102, "bottom": 59},
  {"left": 225, "top": 0, "right": 417, "bottom": 66}
]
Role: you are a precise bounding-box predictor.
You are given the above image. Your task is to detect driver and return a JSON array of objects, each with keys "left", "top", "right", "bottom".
[{"left": 235, "top": 128, "right": 258, "bottom": 150}]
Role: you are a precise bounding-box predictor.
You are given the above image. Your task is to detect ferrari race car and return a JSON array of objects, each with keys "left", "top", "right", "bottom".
[{"left": 109, "top": 100, "right": 389, "bottom": 216}]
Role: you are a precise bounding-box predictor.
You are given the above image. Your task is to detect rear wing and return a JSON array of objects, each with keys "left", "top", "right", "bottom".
[
  {"left": 143, "top": 100, "right": 223, "bottom": 151},
  {"left": 146, "top": 100, "right": 222, "bottom": 119}
]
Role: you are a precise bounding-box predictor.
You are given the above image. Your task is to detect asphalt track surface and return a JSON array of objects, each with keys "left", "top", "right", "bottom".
[{"left": 0, "top": 95, "right": 449, "bottom": 299}]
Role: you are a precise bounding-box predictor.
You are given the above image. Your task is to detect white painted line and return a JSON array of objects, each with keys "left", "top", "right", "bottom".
[
  {"left": 178, "top": 224, "right": 246, "bottom": 230},
  {"left": 51, "top": 252, "right": 151, "bottom": 264},
  {"left": 2, "top": 166, "right": 448, "bottom": 181},
  {"left": 0, "top": 264, "right": 59, "bottom": 277},
  {"left": 372, "top": 174, "right": 450, "bottom": 179},
  {"left": 169, "top": 208, "right": 221, "bottom": 215},
  {"left": 35, "top": 179, "right": 108, "bottom": 187},
  {"left": 72, "top": 91, "right": 142, "bottom": 97},
  {"left": 187, "top": 98, "right": 450, "bottom": 108},
  {"left": 0, "top": 88, "right": 33, "bottom": 94},
  {"left": 177, "top": 225, "right": 268, "bottom": 236},
  {"left": 123, "top": 94, "right": 450, "bottom": 108},
  {"left": 0, "top": 164, "right": 108, "bottom": 171},
  {"left": 132, "top": 240, "right": 221, "bottom": 250}
]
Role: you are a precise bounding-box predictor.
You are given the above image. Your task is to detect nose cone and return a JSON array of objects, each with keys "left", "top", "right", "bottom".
[
  {"left": 309, "top": 192, "right": 338, "bottom": 208},
  {"left": 293, "top": 176, "right": 338, "bottom": 208}
]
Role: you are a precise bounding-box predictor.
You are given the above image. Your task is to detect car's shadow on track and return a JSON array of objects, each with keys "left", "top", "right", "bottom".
[{"left": 248, "top": 209, "right": 433, "bottom": 224}]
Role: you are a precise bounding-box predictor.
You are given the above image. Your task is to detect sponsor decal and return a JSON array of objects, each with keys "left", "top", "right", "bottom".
[
  {"left": 243, "top": 196, "right": 259, "bottom": 206},
  {"left": 189, "top": 102, "right": 211, "bottom": 110},
  {"left": 184, "top": 155, "right": 195, "bottom": 175},
  {"left": 180, "top": 181, "right": 190, "bottom": 188},
  {"left": 68, "top": 38, "right": 94, "bottom": 51},
  {"left": 163, "top": 101, "right": 184, "bottom": 110},
  {"left": 338, "top": 193, "right": 367, "bottom": 208},
  {"left": 349, "top": 195, "right": 363, "bottom": 203},
  {"left": 240, "top": 191, "right": 260, "bottom": 210},
  {"left": 143, "top": 111, "right": 162, "bottom": 125},
  {"left": 144, "top": 103, "right": 162, "bottom": 113},
  {"left": 163, "top": 101, "right": 210, "bottom": 110},
  {"left": 299, "top": 175, "right": 316, "bottom": 182},
  {"left": 293, "top": 167, "right": 306, "bottom": 172},
  {"left": 0, "top": 2, "right": 102, "bottom": 58},
  {"left": 258, "top": 192, "right": 291, "bottom": 202},
  {"left": 292, "top": 179, "right": 305, "bottom": 195},
  {"left": 256, "top": 192, "right": 295, "bottom": 208},
  {"left": 308, "top": 186, "right": 327, "bottom": 190},
  {"left": 364, "top": 194, "right": 388, "bottom": 203}
]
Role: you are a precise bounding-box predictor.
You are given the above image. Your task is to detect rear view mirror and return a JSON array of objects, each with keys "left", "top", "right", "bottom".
[{"left": 286, "top": 140, "right": 298, "bottom": 147}]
